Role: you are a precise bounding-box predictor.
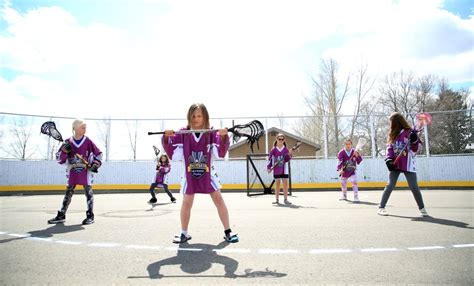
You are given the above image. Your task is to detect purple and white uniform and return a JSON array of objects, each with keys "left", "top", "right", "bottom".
[
  {"left": 337, "top": 148, "right": 363, "bottom": 178},
  {"left": 387, "top": 129, "right": 421, "bottom": 173},
  {"left": 57, "top": 136, "right": 103, "bottom": 185},
  {"left": 266, "top": 146, "right": 291, "bottom": 176},
  {"left": 154, "top": 163, "right": 170, "bottom": 187},
  {"left": 162, "top": 129, "right": 229, "bottom": 194}
]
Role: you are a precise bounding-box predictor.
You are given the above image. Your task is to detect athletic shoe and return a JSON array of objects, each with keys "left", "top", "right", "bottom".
[
  {"left": 377, "top": 208, "right": 388, "bottom": 216},
  {"left": 173, "top": 233, "right": 191, "bottom": 244},
  {"left": 420, "top": 208, "right": 429, "bottom": 217},
  {"left": 353, "top": 196, "right": 360, "bottom": 203},
  {"left": 82, "top": 211, "right": 94, "bottom": 225},
  {"left": 48, "top": 211, "right": 65, "bottom": 224},
  {"left": 284, "top": 199, "right": 292, "bottom": 205},
  {"left": 272, "top": 200, "right": 279, "bottom": 205},
  {"left": 148, "top": 197, "right": 157, "bottom": 204},
  {"left": 339, "top": 196, "right": 347, "bottom": 201},
  {"left": 171, "top": 197, "right": 176, "bottom": 203},
  {"left": 224, "top": 233, "right": 239, "bottom": 243}
]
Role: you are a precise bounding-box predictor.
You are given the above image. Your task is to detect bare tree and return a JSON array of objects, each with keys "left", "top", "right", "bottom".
[
  {"left": 349, "top": 60, "right": 376, "bottom": 139},
  {"left": 126, "top": 120, "right": 139, "bottom": 161},
  {"left": 303, "top": 58, "right": 350, "bottom": 155},
  {"left": 379, "top": 71, "right": 437, "bottom": 121},
  {"left": 7, "top": 116, "right": 36, "bottom": 160},
  {"left": 96, "top": 117, "right": 111, "bottom": 161}
]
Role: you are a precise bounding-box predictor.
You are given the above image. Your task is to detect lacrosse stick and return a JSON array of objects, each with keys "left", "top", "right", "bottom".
[
  {"left": 40, "top": 121, "right": 90, "bottom": 167},
  {"left": 269, "top": 141, "right": 302, "bottom": 171},
  {"left": 148, "top": 120, "right": 265, "bottom": 152},
  {"left": 153, "top": 145, "right": 161, "bottom": 157},
  {"left": 393, "top": 112, "right": 432, "bottom": 165},
  {"left": 338, "top": 137, "right": 367, "bottom": 177}
]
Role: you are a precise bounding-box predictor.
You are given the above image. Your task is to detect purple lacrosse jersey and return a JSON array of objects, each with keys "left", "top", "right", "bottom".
[
  {"left": 162, "top": 129, "right": 229, "bottom": 194},
  {"left": 386, "top": 129, "right": 421, "bottom": 173},
  {"left": 337, "top": 148, "right": 363, "bottom": 178},
  {"left": 153, "top": 163, "right": 170, "bottom": 187},
  {"left": 56, "top": 136, "right": 102, "bottom": 186},
  {"left": 266, "top": 146, "right": 291, "bottom": 176}
]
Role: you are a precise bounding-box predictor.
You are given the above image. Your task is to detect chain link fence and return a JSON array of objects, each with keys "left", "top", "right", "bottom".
[{"left": 0, "top": 109, "right": 472, "bottom": 161}]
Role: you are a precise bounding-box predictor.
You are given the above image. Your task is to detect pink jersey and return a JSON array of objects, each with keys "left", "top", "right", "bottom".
[
  {"left": 337, "top": 148, "right": 363, "bottom": 178},
  {"left": 56, "top": 136, "right": 102, "bottom": 185},
  {"left": 266, "top": 146, "right": 291, "bottom": 176},
  {"left": 386, "top": 129, "right": 421, "bottom": 173},
  {"left": 162, "top": 129, "right": 229, "bottom": 194},
  {"left": 154, "top": 163, "right": 171, "bottom": 187}
]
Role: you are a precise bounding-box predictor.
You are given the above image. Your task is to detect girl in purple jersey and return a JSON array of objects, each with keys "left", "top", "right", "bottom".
[
  {"left": 48, "top": 119, "right": 103, "bottom": 225},
  {"left": 148, "top": 154, "right": 176, "bottom": 204},
  {"left": 337, "top": 139, "right": 363, "bottom": 202},
  {"left": 378, "top": 112, "right": 428, "bottom": 217},
  {"left": 267, "top": 133, "right": 293, "bottom": 205},
  {"left": 162, "top": 103, "right": 238, "bottom": 244}
]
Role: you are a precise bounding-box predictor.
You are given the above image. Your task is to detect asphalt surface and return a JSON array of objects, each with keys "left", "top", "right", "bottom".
[{"left": 1, "top": 190, "right": 473, "bottom": 285}]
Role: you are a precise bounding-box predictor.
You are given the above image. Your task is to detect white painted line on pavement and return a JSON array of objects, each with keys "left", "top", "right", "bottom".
[
  {"left": 176, "top": 247, "right": 203, "bottom": 252},
  {"left": 26, "top": 237, "right": 53, "bottom": 242},
  {"left": 88, "top": 242, "right": 121, "bottom": 248},
  {"left": 309, "top": 248, "right": 353, "bottom": 254},
  {"left": 258, "top": 249, "right": 300, "bottom": 254},
  {"left": 55, "top": 240, "right": 83, "bottom": 245},
  {"left": 8, "top": 233, "right": 30, "bottom": 238},
  {"left": 407, "top": 246, "right": 445, "bottom": 251},
  {"left": 360, "top": 248, "right": 398, "bottom": 253},
  {"left": 163, "top": 246, "right": 202, "bottom": 252},
  {"left": 125, "top": 244, "right": 161, "bottom": 250},
  {"left": 452, "top": 244, "right": 474, "bottom": 248},
  {"left": 213, "top": 248, "right": 252, "bottom": 254}
]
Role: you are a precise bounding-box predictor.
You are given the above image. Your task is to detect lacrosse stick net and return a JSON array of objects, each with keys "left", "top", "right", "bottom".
[{"left": 40, "top": 121, "right": 64, "bottom": 142}]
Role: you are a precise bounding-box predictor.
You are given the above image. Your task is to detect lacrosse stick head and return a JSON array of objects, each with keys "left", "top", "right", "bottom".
[
  {"left": 415, "top": 112, "right": 433, "bottom": 130},
  {"left": 229, "top": 120, "right": 265, "bottom": 152},
  {"left": 292, "top": 141, "right": 302, "bottom": 151},
  {"left": 40, "top": 121, "right": 64, "bottom": 142},
  {"left": 153, "top": 145, "right": 160, "bottom": 157},
  {"left": 355, "top": 138, "right": 367, "bottom": 151}
]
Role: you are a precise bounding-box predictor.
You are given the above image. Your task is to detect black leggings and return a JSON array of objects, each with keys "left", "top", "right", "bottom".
[
  {"left": 149, "top": 183, "right": 174, "bottom": 199},
  {"left": 60, "top": 184, "right": 94, "bottom": 215},
  {"left": 379, "top": 171, "right": 425, "bottom": 210}
]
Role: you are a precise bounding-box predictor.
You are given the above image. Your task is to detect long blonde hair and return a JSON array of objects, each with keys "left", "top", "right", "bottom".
[
  {"left": 387, "top": 112, "right": 411, "bottom": 143},
  {"left": 186, "top": 103, "right": 210, "bottom": 129}
]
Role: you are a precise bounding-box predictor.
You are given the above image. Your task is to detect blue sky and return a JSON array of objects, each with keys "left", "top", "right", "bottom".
[{"left": 1, "top": 0, "right": 473, "bottom": 120}]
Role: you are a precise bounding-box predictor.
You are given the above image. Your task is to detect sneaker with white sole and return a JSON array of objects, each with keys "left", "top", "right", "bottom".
[
  {"left": 353, "top": 196, "right": 360, "bottom": 203},
  {"left": 173, "top": 233, "right": 191, "bottom": 244},
  {"left": 284, "top": 199, "right": 292, "bottom": 205},
  {"left": 224, "top": 233, "right": 239, "bottom": 243},
  {"left": 419, "top": 208, "right": 429, "bottom": 217},
  {"left": 48, "top": 211, "right": 65, "bottom": 224},
  {"left": 377, "top": 208, "right": 388, "bottom": 216}
]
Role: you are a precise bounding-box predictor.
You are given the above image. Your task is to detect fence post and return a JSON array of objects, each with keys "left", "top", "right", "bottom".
[
  {"left": 265, "top": 118, "right": 269, "bottom": 155},
  {"left": 424, "top": 125, "right": 430, "bottom": 157},
  {"left": 370, "top": 115, "right": 376, "bottom": 158},
  {"left": 323, "top": 116, "right": 328, "bottom": 159}
]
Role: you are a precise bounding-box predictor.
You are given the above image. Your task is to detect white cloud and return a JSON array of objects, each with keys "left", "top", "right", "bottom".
[{"left": 0, "top": 0, "right": 472, "bottom": 121}]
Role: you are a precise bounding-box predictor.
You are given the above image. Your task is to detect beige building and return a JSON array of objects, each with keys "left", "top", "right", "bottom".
[{"left": 228, "top": 127, "right": 321, "bottom": 159}]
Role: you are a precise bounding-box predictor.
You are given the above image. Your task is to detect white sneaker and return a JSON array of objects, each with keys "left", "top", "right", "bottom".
[
  {"left": 339, "top": 195, "right": 347, "bottom": 201},
  {"left": 353, "top": 196, "right": 360, "bottom": 203},
  {"left": 420, "top": 208, "right": 429, "bottom": 217},
  {"left": 377, "top": 208, "right": 388, "bottom": 216}
]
